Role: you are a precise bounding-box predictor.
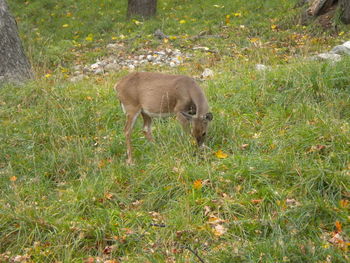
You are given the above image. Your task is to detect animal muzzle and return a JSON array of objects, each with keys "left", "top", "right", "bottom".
[{"left": 196, "top": 136, "right": 205, "bottom": 146}]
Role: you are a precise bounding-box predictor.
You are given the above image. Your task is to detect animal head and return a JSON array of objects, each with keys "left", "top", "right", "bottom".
[{"left": 181, "top": 112, "right": 213, "bottom": 146}]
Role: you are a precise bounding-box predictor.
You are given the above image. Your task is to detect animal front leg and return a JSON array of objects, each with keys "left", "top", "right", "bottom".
[
  {"left": 124, "top": 110, "right": 140, "bottom": 165},
  {"left": 176, "top": 112, "right": 191, "bottom": 134}
]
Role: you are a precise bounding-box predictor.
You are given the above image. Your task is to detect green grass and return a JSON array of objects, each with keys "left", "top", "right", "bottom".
[{"left": 1, "top": 0, "right": 350, "bottom": 262}]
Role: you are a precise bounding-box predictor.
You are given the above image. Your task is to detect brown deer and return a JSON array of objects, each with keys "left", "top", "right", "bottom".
[{"left": 115, "top": 72, "right": 213, "bottom": 165}]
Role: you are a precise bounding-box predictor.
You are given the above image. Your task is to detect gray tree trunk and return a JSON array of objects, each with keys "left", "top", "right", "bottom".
[
  {"left": 0, "top": 0, "right": 32, "bottom": 84},
  {"left": 127, "top": 0, "right": 157, "bottom": 18},
  {"left": 340, "top": 0, "right": 350, "bottom": 24}
]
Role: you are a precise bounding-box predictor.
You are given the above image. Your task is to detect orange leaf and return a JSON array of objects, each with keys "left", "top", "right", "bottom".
[
  {"left": 335, "top": 221, "right": 342, "bottom": 233},
  {"left": 193, "top": 179, "right": 203, "bottom": 190},
  {"left": 10, "top": 176, "right": 17, "bottom": 182},
  {"left": 340, "top": 199, "right": 349, "bottom": 208},
  {"left": 251, "top": 199, "right": 263, "bottom": 204},
  {"left": 98, "top": 160, "right": 106, "bottom": 168},
  {"left": 104, "top": 192, "right": 113, "bottom": 200}
]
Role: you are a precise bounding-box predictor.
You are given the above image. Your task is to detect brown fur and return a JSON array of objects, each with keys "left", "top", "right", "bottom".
[{"left": 115, "top": 72, "right": 213, "bottom": 165}]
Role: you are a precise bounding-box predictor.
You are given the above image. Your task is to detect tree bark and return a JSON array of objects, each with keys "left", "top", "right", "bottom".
[
  {"left": 0, "top": 0, "right": 32, "bottom": 84},
  {"left": 308, "top": 0, "right": 336, "bottom": 16},
  {"left": 127, "top": 0, "right": 157, "bottom": 18},
  {"left": 340, "top": 0, "right": 350, "bottom": 24}
]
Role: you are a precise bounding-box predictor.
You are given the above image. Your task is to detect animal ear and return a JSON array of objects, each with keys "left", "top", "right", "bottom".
[
  {"left": 206, "top": 112, "right": 213, "bottom": 121},
  {"left": 181, "top": 111, "right": 193, "bottom": 121}
]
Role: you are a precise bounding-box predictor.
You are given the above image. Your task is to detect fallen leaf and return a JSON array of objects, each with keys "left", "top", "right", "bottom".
[
  {"left": 212, "top": 224, "right": 227, "bottom": 236},
  {"left": 339, "top": 199, "right": 349, "bottom": 208},
  {"left": 10, "top": 176, "right": 17, "bottom": 182},
  {"left": 240, "top": 144, "right": 249, "bottom": 150},
  {"left": 193, "top": 179, "right": 203, "bottom": 190},
  {"left": 208, "top": 215, "right": 227, "bottom": 225},
  {"left": 251, "top": 199, "right": 263, "bottom": 204},
  {"left": 204, "top": 206, "right": 211, "bottom": 216},
  {"left": 335, "top": 221, "right": 342, "bottom": 233},
  {"left": 104, "top": 192, "right": 113, "bottom": 200},
  {"left": 215, "top": 150, "right": 228, "bottom": 159}
]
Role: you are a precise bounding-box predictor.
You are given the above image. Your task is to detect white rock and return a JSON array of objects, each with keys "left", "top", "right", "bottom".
[
  {"left": 70, "top": 74, "right": 85, "bottom": 82},
  {"left": 139, "top": 55, "right": 145, "bottom": 60},
  {"left": 315, "top": 53, "right": 342, "bottom": 62},
  {"left": 201, "top": 68, "right": 214, "bottom": 78},
  {"left": 73, "top": 65, "right": 82, "bottom": 71},
  {"left": 91, "top": 62, "right": 100, "bottom": 69},
  {"left": 104, "top": 63, "right": 119, "bottom": 72},
  {"left": 146, "top": 55, "right": 154, "bottom": 62},
  {"left": 155, "top": 51, "right": 166, "bottom": 56},
  {"left": 255, "top": 64, "right": 269, "bottom": 71},
  {"left": 342, "top": 41, "right": 350, "bottom": 49},
  {"left": 106, "top": 43, "right": 119, "bottom": 50},
  {"left": 169, "top": 62, "right": 176, "bottom": 67},
  {"left": 172, "top": 57, "right": 181, "bottom": 64},
  {"left": 330, "top": 45, "right": 350, "bottom": 55},
  {"left": 128, "top": 64, "right": 135, "bottom": 70},
  {"left": 94, "top": 68, "right": 104, "bottom": 75}
]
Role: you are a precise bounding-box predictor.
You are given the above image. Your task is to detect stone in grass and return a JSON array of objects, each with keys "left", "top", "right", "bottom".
[
  {"left": 70, "top": 74, "right": 85, "bottom": 82},
  {"left": 255, "top": 64, "right": 269, "bottom": 71},
  {"left": 104, "top": 63, "right": 119, "bottom": 72},
  {"left": 314, "top": 53, "right": 342, "bottom": 63},
  {"left": 330, "top": 41, "right": 350, "bottom": 55},
  {"left": 106, "top": 43, "right": 119, "bottom": 50},
  {"left": 94, "top": 68, "right": 104, "bottom": 75},
  {"left": 201, "top": 68, "right": 214, "bottom": 79}
]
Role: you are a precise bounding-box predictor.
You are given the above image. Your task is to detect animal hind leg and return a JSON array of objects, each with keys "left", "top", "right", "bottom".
[{"left": 141, "top": 111, "right": 154, "bottom": 142}]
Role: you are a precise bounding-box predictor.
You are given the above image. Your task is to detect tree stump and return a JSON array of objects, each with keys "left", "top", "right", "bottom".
[
  {"left": 340, "top": 0, "right": 350, "bottom": 24},
  {"left": 127, "top": 0, "right": 157, "bottom": 18},
  {"left": 0, "top": 0, "right": 32, "bottom": 84}
]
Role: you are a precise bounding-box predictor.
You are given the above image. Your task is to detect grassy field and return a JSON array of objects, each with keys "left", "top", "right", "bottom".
[{"left": 1, "top": 0, "right": 350, "bottom": 262}]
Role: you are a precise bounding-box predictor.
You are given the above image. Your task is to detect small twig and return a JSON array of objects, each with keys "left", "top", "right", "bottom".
[
  {"left": 182, "top": 245, "right": 206, "bottom": 263},
  {"left": 149, "top": 223, "right": 167, "bottom": 227}
]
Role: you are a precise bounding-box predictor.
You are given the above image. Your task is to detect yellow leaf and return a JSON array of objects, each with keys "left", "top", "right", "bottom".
[
  {"left": 215, "top": 150, "right": 228, "bottom": 159},
  {"left": 179, "top": 20, "right": 186, "bottom": 24},
  {"left": 85, "top": 34, "right": 93, "bottom": 41},
  {"left": 132, "top": 19, "right": 143, "bottom": 25},
  {"left": 111, "top": 36, "right": 118, "bottom": 40},
  {"left": 233, "top": 12, "right": 242, "bottom": 17},
  {"left": 193, "top": 179, "right": 202, "bottom": 190},
  {"left": 86, "top": 96, "right": 93, "bottom": 101},
  {"left": 271, "top": 24, "right": 277, "bottom": 30},
  {"left": 62, "top": 24, "right": 69, "bottom": 28},
  {"left": 250, "top": 38, "right": 260, "bottom": 43},
  {"left": 169, "top": 36, "right": 177, "bottom": 40},
  {"left": 10, "top": 176, "right": 17, "bottom": 182},
  {"left": 44, "top": 73, "right": 51, "bottom": 78},
  {"left": 339, "top": 31, "right": 345, "bottom": 36},
  {"left": 225, "top": 15, "right": 230, "bottom": 25},
  {"left": 163, "top": 38, "right": 169, "bottom": 43}
]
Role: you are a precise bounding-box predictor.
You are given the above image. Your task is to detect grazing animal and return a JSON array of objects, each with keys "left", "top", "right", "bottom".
[{"left": 115, "top": 72, "right": 213, "bottom": 165}]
